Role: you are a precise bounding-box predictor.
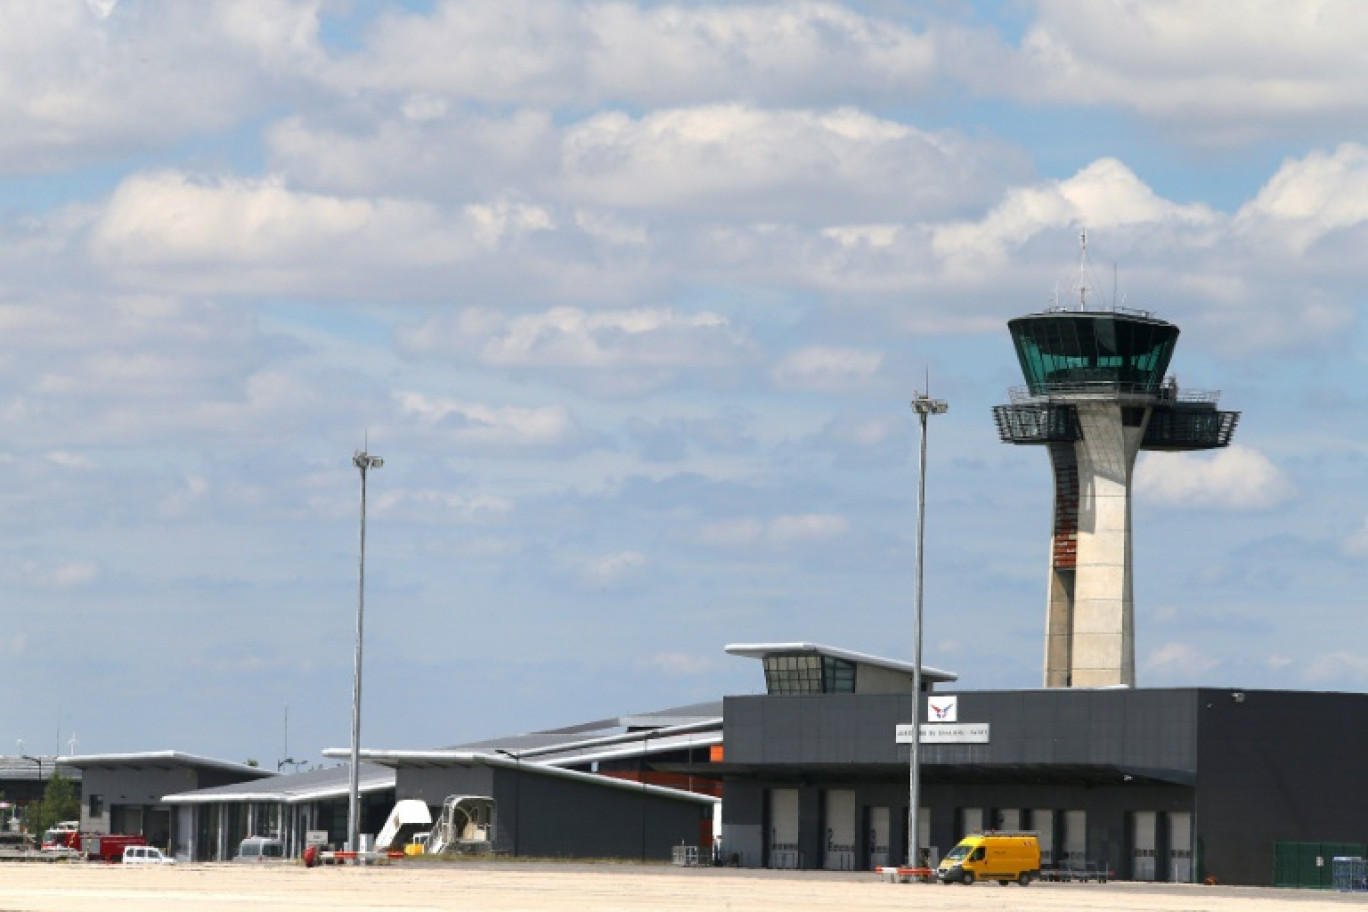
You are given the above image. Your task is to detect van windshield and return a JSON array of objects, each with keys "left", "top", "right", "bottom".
[{"left": 943, "top": 844, "right": 971, "bottom": 862}]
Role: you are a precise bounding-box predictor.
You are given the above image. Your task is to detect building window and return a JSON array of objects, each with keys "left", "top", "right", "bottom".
[{"left": 762, "top": 654, "right": 856, "bottom": 694}]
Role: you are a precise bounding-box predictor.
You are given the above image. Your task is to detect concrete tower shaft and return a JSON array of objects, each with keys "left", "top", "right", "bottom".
[{"left": 993, "top": 308, "right": 1239, "bottom": 688}]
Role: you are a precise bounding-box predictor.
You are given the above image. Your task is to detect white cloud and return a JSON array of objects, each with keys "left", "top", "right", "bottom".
[
  {"left": 397, "top": 306, "right": 755, "bottom": 394},
  {"left": 933, "top": 158, "right": 1217, "bottom": 272},
  {"left": 822, "top": 224, "right": 902, "bottom": 249},
  {"left": 327, "top": 0, "right": 937, "bottom": 107},
  {"left": 770, "top": 346, "right": 882, "bottom": 392},
  {"left": 573, "top": 210, "right": 650, "bottom": 248},
  {"left": 985, "top": 0, "right": 1368, "bottom": 144},
  {"left": 158, "top": 476, "right": 209, "bottom": 519},
  {"left": 561, "top": 105, "right": 1019, "bottom": 221},
  {"left": 3, "top": 559, "right": 98, "bottom": 589},
  {"left": 395, "top": 392, "right": 579, "bottom": 449},
  {"left": 1342, "top": 518, "right": 1368, "bottom": 559},
  {"left": 1234, "top": 143, "right": 1368, "bottom": 253},
  {"left": 88, "top": 171, "right": 530, "bottom": 294},
  {"left": 86, "top": 0, "right": 118, "bottom": 20},
  {"left": 636, "top": 651, "right": 714, "bottom": 677},
  {"left": 466, "top": 307, "right": 737, "bottom": 368},
  {"left": 398, "top": 490, "right": 515, "bottom": 523},
  {"left": 46, "top": 450, "right": 95, "bottom": 470},
  {"left": 1302, "top": 650, "right": 1368, "bottom": 685},
  {"left": 582, "top": 550, "right": 648, "bottom": 585},
  {"left": 464, "top": 200, "right": 555, "bottom": 247},
  {"left": 768, "top": 513, "right": 849, "bottom": 543},
  {"left": 697, "top": 518, "right": 766, "bottom": 547},
  {"left": 1135, "top": 446, "right": 1294, "bottom": 511},
  {"left": 1143, "top": 641, "right": 1220, "bottom": 680},
  {"left": 848, "top": 418, "right": 897, "bottom": 447},
  {"left": 265, "top": 108, "right": 559, "bottom": 200},
  {"left": 698, "top": 513, "right": 849, "bottom": 547},
  {"left": 0, "top": 1, "right": 323, "bottom": 172}
]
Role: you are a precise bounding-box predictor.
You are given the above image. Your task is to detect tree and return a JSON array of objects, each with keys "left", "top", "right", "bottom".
[{"left": 38, "top": 774, "right": 79, "bottom": 836}]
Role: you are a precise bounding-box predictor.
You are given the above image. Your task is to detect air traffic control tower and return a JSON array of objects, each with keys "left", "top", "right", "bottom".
[{"left": 993, "top": 306, "right": 1239, "bottom": 688}]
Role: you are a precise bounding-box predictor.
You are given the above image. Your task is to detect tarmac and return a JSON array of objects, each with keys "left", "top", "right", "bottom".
[{"left": 1, "top": 861, "right": 1366, "bottom": 911}]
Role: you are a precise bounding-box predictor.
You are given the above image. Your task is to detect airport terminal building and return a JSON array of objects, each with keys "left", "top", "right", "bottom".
[
  {"left": 49, "top": 647, "right": 1368, "bottom": 885},
  {"left": 711, "top": 644, "right": 1368, "bottom": 886}
]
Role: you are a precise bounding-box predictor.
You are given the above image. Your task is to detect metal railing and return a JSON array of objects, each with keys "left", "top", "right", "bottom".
[{"left": 1006, "top": 380, "right": 1221, "bottom": 404}]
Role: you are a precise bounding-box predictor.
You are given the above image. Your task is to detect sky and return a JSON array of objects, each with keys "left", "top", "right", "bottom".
[{"left": 4, "top": 0, "right": 1368, "bottom": 768}]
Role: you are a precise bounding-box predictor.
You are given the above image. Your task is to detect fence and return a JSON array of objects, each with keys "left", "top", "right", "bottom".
[
  {"left": 1333, "top": 857, "right": 1368, "bottom": 893},
  {"left": 1273, "top": 842, "right": 1367, "bottom": 889}
]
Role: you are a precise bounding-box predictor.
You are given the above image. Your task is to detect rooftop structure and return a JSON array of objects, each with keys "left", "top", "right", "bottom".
[{"left": 724, "top": 642, "right": 957, "bottom": 695}]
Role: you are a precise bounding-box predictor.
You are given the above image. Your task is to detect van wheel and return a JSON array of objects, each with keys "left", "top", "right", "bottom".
[
  {"left": 998, "top": 880, "right": 1010, "bottom": 886},
  {"left": 1018, "top": 872, "right": 1032, "bottom": 886},
  {"left": 961, "top": 871, "right": 975, "bottom": 885}
]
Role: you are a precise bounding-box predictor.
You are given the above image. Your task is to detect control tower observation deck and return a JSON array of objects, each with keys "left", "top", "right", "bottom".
[{"left": 992, "top": 307, "right": 1239, "bottom": 688}]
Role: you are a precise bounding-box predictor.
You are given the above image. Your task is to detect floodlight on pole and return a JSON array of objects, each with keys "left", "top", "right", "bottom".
[
  {"left": 908, "top": 390, "right": 947, "bottom": 871},
  {"left": 19, "top": 751, "right": 43, "bottom": 835},
  {"left": 347, "top": 443, "right": 383, "bottom": 859}
]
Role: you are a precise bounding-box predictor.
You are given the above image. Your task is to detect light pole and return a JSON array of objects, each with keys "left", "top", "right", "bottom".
[
  {"left": 908, "top": 390, "right": 947, "bottom": 870},
  {"left": 639, "top": 730, "right": 651, "bottom": 862},
  {"left": 20, "top": 751, "right": 43, "bottom": 836},
  {"left": 348, "top": 444, "right": 383, "bottom": 858}
]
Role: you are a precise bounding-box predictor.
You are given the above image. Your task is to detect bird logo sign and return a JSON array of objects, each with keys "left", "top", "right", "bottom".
[{"left": 928, "top": 696, "right": 957, "bottom": 723}]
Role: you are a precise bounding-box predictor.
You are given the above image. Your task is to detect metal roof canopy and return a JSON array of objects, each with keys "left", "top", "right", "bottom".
[
  {"left": 725, "top": 642, "right": 958, "bottom": 684},
  {"left": 57, "top": 751, "right": 274, "bottom": 778},
  {"left": 320, "top": 748, "right": 717, "bottom": 806},
  {"left": 164, "top": 762, "right": 394, "bottom": 805}
]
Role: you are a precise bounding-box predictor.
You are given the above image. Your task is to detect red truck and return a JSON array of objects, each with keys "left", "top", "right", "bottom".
[
  {"left": 44, "top": 829, "right": 148, "bottom": 862},
  {"left": 85, "top": 833, "right": 149, "bottom": 862}
]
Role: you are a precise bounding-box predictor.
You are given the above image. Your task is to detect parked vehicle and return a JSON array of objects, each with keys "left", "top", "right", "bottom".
[
  {"left": 0, "top": 830, "right": 38, "bottom": 860},
  {"left": 85, "top": 834, "right": 149, "bottom": 863},
  {"left": 122, "top": 845, "right": 175, "bottom": 865},
  {"left": 41, "top": 821, "right": 80, "bottom": 852},
  {"left": 234, "top": 836, "right": 285, "bottom": 862},
  {"left": 937, "top": 833, "right": 1040, "bottom": 886}
]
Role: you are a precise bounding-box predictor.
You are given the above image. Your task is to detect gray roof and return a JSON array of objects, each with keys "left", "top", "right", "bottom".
[
  {"left": 450, "top": 700, "right": 723, "bottom": 755},
  {"left": 56, "top": 751, "right": 274, "bottom": 778},
  {"left": 164, "top": 762, "right": 393, "bottom": 805},
  {"left": 155, "top": 701, "right": 723, "bottom": 807},
  {"left": 319, "top": 750, "right": 716, "bottom": 806}
]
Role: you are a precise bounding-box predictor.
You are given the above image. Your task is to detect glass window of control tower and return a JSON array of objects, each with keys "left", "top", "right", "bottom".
[{"left": 1010, "top": 314, "right": 1178, "bottom": 394}]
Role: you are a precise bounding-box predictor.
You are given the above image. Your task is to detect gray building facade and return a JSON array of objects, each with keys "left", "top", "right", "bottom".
[{"left": 718, "top": 686, "right": 1368, "bottom": 886}]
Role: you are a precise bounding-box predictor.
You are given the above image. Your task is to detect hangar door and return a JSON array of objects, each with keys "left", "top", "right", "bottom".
[
  {"left": 1132, "top": 811, "right": 1157, "bottom": 880},
  {"left": 1168, "top": 812, "right": 1192, "bottom": 883},
  {"left": 1031, "top": 809, "right": 1054, "bottom": 867},
  {"left": 767, "top": 789, "right": 800, "bottom": 869},
  {"left": 823, "top": 790, "right": 856, "bottom": 870},
  {"left": 866, "top": 807, "right": 890, "bottom": 868},
  {"left": 1062, "top": 809, "right": 1087, "bottom": 866}
]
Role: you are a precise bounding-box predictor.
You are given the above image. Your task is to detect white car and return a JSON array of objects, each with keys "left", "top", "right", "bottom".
[{"left": 122, "top": 845, "right": 176, "bottom": 865}]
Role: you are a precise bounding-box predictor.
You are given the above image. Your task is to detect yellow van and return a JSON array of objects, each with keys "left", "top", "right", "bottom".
[{"left": 936, "top": 833, "right": 1041, "bottom": 886}]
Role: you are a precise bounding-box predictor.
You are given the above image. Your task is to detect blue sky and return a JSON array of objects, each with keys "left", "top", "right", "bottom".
[{"left": 4, "top": 0, "right": 1367, "bottom": 766}]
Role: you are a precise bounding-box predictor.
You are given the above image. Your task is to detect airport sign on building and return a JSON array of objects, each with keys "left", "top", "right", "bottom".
[{"left": 896, "top": 722, "right": 991, "bottom": 744}]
